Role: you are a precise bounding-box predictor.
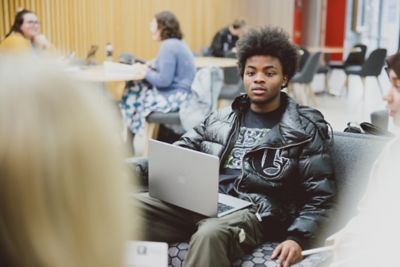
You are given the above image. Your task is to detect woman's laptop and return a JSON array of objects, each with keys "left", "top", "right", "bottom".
[{"left": 148, "top": 139, "right": 252, "bottom": 217}]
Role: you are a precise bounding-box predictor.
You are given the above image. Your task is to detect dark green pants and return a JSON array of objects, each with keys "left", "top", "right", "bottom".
[{"left": 134, "top": 193, "right": 264, "bottom": 267}]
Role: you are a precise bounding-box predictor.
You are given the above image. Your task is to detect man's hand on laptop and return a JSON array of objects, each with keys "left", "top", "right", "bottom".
[{"left": 271, "top": 240, "right": 302, "bottom": 267}]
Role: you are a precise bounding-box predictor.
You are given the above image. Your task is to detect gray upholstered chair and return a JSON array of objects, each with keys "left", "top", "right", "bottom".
[{"left": 370, "top": 109, "right": 389, "bottom": 130}]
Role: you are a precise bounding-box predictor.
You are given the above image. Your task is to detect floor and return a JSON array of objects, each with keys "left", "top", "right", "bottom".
[{"left": 295, "top": 68, "right": 392, "bottom": 132}]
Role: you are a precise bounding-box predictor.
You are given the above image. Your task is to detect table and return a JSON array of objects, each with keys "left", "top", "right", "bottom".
[
  {"left": 194, "top": 56, "right": 237, "bottom": 68},
  {"left": 67, "top": 62, "right": 145, "bottom": 100},
  {"left": 70, "top": 62, "right": 145, "bottom": 82},
  {"left": 307, "top": 46, "right": 345, "bottom": 54}
]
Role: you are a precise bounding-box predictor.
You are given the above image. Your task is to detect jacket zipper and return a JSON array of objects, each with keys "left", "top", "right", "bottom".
[
  {"left": 234, "top": 137, "right": 313, "bottom": 215},
  {"left": 219, "top": 113, "right": 241, "bottom": 170}
]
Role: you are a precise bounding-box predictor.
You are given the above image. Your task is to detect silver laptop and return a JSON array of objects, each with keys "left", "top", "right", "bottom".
[{"left": 148, "top": 139, "right": 252, "bottom": 217}]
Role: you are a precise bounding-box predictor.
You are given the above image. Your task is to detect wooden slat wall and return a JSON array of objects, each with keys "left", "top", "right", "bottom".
[{"left": 0, "top": 0, "right": 294, "bottom": 61}]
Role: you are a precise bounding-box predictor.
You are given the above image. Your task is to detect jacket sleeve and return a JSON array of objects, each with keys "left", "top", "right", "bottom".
[
  {"left": 286, "top": 126, "right": 336, "bottom": 249},
  {"left": 173, "top": 113, "right": 210, "bottom": 150}
]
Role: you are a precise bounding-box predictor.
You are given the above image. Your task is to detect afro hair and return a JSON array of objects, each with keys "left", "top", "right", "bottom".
[{"left": 236, "top": 26, "right": 299, "bottom": 83}]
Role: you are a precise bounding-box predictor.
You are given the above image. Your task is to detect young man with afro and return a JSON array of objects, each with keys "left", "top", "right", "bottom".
[{"left": 136, "top": 26, "right": 336, "bottom": 267}]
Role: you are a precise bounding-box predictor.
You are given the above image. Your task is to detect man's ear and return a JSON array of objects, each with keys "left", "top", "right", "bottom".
[{"left": 281, "top": 76, "right": 288, "bottom": 88}]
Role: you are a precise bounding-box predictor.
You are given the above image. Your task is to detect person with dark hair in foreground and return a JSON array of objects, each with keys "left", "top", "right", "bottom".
[
  {"left": 208, "top": 19, "right": 247, "bottom": 57},
  {"left": 136, "top": 26, "right": 336, "bottom": 267}
]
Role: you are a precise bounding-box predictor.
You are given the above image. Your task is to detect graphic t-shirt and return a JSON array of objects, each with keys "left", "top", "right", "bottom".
[{"left": 219, "top": 103, "right": 285, "bottom": 194}]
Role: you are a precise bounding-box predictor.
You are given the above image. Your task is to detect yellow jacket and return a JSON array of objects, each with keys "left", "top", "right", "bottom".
[{"left": 0, "top": 33, "right": 32, "bottom": 54}]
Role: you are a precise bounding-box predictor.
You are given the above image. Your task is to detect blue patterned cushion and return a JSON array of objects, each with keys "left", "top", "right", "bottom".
[{"left": 168, "top": 242, "right": 332, "bottom": 267}]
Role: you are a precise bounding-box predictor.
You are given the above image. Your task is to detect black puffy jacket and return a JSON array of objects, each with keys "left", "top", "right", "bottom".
[{"left": 175, "top": 93, "right": 336, "bottom": 248}]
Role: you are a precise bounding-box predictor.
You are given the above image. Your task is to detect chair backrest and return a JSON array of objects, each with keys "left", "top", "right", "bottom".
[
  {"left": 360, "top": 48, "right": 387, "bottom": 76},
  {"left": 298, "top": 47, "right": 310, "bottom": 72},
  {"left": 221, "top": 51, "right": 240, "bottom": 85},
  {"left": 293, "top": 52, "right": 322, "bottom": 83},
  {"left": 320, "top": 131, "right": 389, "bottom": 239},
  {"left": 179, "top": 66, "right": 223, "bottom": 131},
  {"left": 344, "top": 43, "right": 367, "bottom": 66},
  {"left": 223, "top": 67, "right": 240, "bottom": 84}
]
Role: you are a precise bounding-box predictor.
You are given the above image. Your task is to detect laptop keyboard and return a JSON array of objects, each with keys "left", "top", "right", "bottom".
[{"left": 217, "top": 202, "right": 234, "bottom": 213}]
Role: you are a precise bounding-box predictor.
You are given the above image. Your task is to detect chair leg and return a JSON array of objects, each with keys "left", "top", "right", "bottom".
[
  {"left": 340, "top": 75, "right": 349, "bottom": 96},
  {"left": 360, "top": 77, "right": 366, "bottom": 100},
  {"left": 376, "top": 76, "right": 384, "bottom": 97},
  {"left": 324, "top": 72, "right": 330, "bottom": 93},
  {"left": 307, "top": 84, "right": 317, "bottom": 106}
]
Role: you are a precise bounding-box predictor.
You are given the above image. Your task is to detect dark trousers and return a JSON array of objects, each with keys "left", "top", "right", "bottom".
[{"left": 134, "top": 193, "right": 264, "bottom": 267}]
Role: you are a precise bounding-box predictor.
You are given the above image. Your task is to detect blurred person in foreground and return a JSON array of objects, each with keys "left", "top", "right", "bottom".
[
  {"left": 0, "top": 55, "right": 135, "bottom": 267},
  {"left": 329, "top": 52, "right": 400, "bottom": 267},
  {"left": 0, "top": 9, "right": 53, "bottom": 55},
  {"left": 208, "top": 19, "right": 247, "bottom": 57}
]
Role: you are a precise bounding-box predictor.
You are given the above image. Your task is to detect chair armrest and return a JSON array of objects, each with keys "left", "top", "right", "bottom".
[{"left": 126, "top": 157, "right": 149, "bottom": 190}]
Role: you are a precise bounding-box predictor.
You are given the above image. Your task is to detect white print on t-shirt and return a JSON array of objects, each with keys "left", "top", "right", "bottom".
[{"left": 224, "top": 127, "right": 269, "bottom": 170}]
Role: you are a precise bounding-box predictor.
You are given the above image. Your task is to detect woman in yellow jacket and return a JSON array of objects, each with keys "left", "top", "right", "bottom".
[{"left": 0, "top": 9, "right": 53, "bottom": 55}]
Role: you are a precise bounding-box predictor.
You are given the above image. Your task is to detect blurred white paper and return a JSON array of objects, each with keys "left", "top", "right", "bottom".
[{"left": 125, "top": 241, "right": 168, "bottom": 267}]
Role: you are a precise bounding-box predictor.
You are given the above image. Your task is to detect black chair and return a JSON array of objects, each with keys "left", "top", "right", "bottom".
[
  {"left": 289, "top": 52, "right": 322, "bottom": 106},
  {"left": 330, "top": 44, "right": 367, "bottom": 69},
  {"left": 218, "top": 67, "right": 242, "bottom": 102},
  {"left": 342, "top": 48, "right": 387, "bottom": 97},
  {"left": 218, "top": 81, "right": 245, "bottom": 105},
  {"left": 218, "top": 53, "right": 243, "bottom": 106}
]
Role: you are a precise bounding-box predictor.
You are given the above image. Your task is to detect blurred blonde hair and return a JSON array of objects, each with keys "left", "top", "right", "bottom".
[{"left": 0, "top": 56, "right": 135, "bottom": 267}]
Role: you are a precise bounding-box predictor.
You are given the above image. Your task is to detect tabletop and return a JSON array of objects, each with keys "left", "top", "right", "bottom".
[
  {"left": 306, "top": 46, "right": 345, "bottom": 54},
  {"left": 69, "top": 62, "right": 145, "bottom": 82},
  {"left": 194, "top": 56, "right": 237, "bottom": 68}
]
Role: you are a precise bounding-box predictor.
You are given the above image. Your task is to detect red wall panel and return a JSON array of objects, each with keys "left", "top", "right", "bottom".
[
  {"left": 292, "top": 0, "right": 304, "bottom": 45},
  {"left": 325, "top": 0, "right": 346, "bottom": 60}
]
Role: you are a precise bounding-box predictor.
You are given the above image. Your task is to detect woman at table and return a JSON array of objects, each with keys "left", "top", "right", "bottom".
[
  {"left": 0, "top": 56, "right": 134, "bottom": 267},
  {"left": 119, "top": 10, "right": 196, "bottom": 139},
  {"left": 0, "top": 9, "right": 53, "bottom": 55}
]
